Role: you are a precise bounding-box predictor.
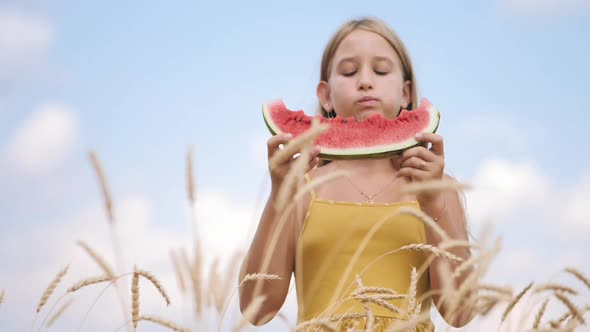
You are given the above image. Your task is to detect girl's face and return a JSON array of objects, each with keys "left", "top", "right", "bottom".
[{"left": 318, "top": 29, "right": 411, "bottom": 120}]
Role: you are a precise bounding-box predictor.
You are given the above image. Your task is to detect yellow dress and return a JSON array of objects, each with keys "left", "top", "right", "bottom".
[{"left": 294, "top": 174, "right": 435, "bottom": 331}]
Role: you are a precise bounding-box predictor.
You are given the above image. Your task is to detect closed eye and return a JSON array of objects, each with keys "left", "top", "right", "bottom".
[{"left": 343, "top": 71, "right": 356, "bottom": 77}]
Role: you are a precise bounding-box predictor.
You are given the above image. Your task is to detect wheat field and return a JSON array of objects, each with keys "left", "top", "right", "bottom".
[{"left": 5, "top": 130, "right": 589, "bottom": 332}]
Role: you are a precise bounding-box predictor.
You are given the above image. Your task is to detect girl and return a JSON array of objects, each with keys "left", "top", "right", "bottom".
[{"left": 239, "top": 16, "right": 473, "bottom": 331}]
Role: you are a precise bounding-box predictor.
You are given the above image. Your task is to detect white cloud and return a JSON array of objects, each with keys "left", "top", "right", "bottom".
[
  {"left": 0, "top": 8, "right": 54, "bottom": 74},
  {"left": 561, "top": 169, "right": 590, "bottom": 234},
  {"left": 466, "top": 158, "right": 550, "bottom": 225},
  {"left": 4, "top": 102, "right": 78, "bottom": 175},
  {"left": 496, "top": 0, "right": 590, "bottom": 18}
]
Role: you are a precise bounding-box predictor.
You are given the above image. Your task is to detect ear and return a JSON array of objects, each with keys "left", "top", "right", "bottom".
[
  {"left": 401, "top": 80, "right": 412, "bottom": 109},
  {"left": 317, "top": 80, "right": 332, "bottom": 111}
]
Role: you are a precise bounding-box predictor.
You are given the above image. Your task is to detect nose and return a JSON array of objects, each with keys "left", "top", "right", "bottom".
[{"left": 357, "top": 69, "right": 373, "bottom": 90}]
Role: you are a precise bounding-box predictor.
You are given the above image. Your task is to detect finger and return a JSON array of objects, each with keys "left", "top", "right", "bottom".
[
  {"left": 416, "top": 133, "right": 444, "bottom": 156},
  {"left": 267, "top": 133, "right": 293, "bottom": 158},
  {"left": 396, "top": 167, "right": 430, "bottom": 180},
  {"left": 401, "top": 156, "right": 429, "bottom": 170},
  {"left": 399, "top": 146, "right": 436, "bottom": 165}
]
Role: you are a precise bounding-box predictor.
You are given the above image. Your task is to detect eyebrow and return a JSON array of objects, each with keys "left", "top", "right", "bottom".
[{"left": 336, "top": 56, "right": 394, "bottom": 65}]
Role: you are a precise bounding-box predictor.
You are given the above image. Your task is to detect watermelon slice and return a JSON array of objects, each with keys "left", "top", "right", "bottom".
[{"left": 262, "top": 98, "right": 441, "bottom": 160}]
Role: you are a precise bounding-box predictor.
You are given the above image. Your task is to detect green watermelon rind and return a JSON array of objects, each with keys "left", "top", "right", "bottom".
[{"left": 261, "top": 101, "right": 441, "bottom": 160}]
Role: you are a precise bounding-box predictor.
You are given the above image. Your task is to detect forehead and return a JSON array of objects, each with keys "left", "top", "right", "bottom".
[{"left": 333, "top": 29, "right": 400, "bottom": 63}]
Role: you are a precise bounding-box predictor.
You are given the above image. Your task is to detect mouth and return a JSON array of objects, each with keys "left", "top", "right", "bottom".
[{"left": 357, "top": 96, "right": 379, "bottom": 107}]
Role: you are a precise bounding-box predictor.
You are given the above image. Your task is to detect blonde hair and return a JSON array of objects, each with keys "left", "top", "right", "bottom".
[{"left": 317, "top": 16, "right": 419, "bottom": 117}]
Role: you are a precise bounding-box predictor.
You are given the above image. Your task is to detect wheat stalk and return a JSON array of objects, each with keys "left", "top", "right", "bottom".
[
  {"left": 215, "top": 250, "right": 243, "bottom": 313},
  {"left": 268, "top": 118, "right": 328, "bottom": 170},
  {"left": 131, "top": 269, "right": 139, "bottom": 329},
  {"left": 501, "top": 282, "right": 533, "bottom": 322},
  {"left": 0, "top": 288, "right": 4, "bottom": 307},
  {"left": 351, "top": 286, "right": 399, "bottom": 296},
  {"left": 478, "top": 284, "right": 513, "bottom": 297},
  {"left": 532, "top": 297, "right": 550, "bottom": 329},
  {"left": 87, "top": 150, "right": 131, "bottom": 332},
  {"left": 293, "top": 318, "right": 338, "bottom": 332},
  {"left": 232, "top": 295, "right": 266, "bottom": 331},
  {"left": 45, "top": 298, "right": 73, "bottom": 328},
  {"left": 68, "top": 275, "right": 112, "bottom": 293},
  {"left": 534, "top": 283, "right": 578, "bottom": 296},
  {"left": 76, "top": 240, "right": 116, "bottom": 279},
  {"left": 36, "top": 265, "right": 69, "bottom": 314},
  {"left": 564, "top": 267, "right": 590, "bottom": 291},
  {"left": 401, "top": 178, "right": 472, "bottom": 195},
  {"left": 393, "top": 243, "right": 463, "bottom": 263},
  {"left": 407, "top": 267, "right": 418, "bottom": 319},
  {"left": 139, "top": 315, "right": 190, "bottom": 332},
  {"left": 396, "top": 206, "right": 450, "bottom": 242},
  {"left": 170, "top": 249, "right": 187, "bottom": 295},
  {"left": 88, "top": 151, "right": 114, "bottom": 223},
  {"left": 136, "top": 269, "right": 171, "bottom": 306},
  {"left": 239, "top": 273, "right": 281, "bottom": 287},
  {"left": 554, "top": 292, "right": 585, "bottom": 324}
]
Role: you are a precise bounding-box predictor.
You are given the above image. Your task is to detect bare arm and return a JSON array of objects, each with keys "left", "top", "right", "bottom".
[
  {"left": 238, "top": 189, "right": 299, "bottom": 325},
  {"left": 238, "top": 133, "right": 319, "bottom": 325},
  {"left": 396, "top": 133, "right": 475, "bottom": 327},
  {"left": 420, "top": 180, "right": 475, "bottom": 327}
]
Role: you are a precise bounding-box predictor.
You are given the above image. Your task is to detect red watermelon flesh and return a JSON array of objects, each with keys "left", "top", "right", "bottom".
[{"left": 262, "top": 98, "right": 440, "bottom": 160}]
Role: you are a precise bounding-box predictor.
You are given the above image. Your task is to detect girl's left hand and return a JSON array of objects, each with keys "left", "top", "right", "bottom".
[{"left": 395, "top": 132, "right": 445, "bottom": 200}]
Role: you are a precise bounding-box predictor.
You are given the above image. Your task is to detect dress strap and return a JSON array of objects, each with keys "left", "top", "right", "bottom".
[{"left": 304, "top": 173, "right": 316, "bottom": 201}]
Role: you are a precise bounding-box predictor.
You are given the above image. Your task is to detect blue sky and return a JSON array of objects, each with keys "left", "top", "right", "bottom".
[{"left": 1, "top": 1, "right": 589, "bottom": 331}]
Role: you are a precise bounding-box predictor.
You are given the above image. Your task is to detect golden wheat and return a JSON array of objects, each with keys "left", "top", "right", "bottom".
[
  {"left": 139, "top": 315, "right": 190, "bottom": 332},
  {"left": 501, "top": 282, "right": 533, "bottom": 322},
  {"left": 232, "top": 295, "right": 266, "bottom": 331},
  {"left": 36, "top": 265, "right": 69, "bottom": 314},
  {"left": 393, "top": 243, "right": 463, "bottom": 263},
  {"left": 396, "top": 206, "right": 450, "bottom": 242},
  {"left": 407, "top": 266, "right": 418, "bottom": 319},
  {"left": 565, "top": 267, "right": 590, "bottom": 291},
  {"left": 532, "top": 297, "right": 550, "bottom": 329},
  {"left": 554, "top": 292, "right": 585, "bottom": 325},
  {"left": 45, "top": 297, "right": 73, "bottom": 328},
  {"left": 136, "top": 269, "right": 171, "bottom": 306},
  {"left": 268, "top": 118, "right": 328, "bottom": 170},
  {"left": 400, "top": 178, "right": 472, "bottom": 195},
  {"left": 170, "top": 249, "right": 187, "bottom": 296},
  {"left": 76, "top": 240, "right": 116, "bottom": 279},
  {"left": 293, "top": 318, "right": 339, "bottom": 332},
  {"left": 67, "top": 275, "right": 112, "bottom": 293},
  {"left": 239, "top": 273, "right": 281, "bottom": 287},
  {"left": 0, "top": 288, "right": 4, "bottom": 306},
  {"left": 534, "top": 283, "right": 578, "bottom": 296},
  {"left": 131, "top": 269, "right": 139, "bottom": 329},
  {"left": 88, "top": 151, "right": 114, "bottom": 223}
]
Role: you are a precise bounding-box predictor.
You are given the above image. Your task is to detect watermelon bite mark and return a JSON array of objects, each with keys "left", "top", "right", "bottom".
[{"left": 262, "top": 98, "right": 441, "bottom": 160}]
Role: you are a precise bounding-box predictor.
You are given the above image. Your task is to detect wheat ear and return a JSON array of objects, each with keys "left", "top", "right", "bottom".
[
  {"left": 136, "top": 269, "right": 171, "bottom": 306},
  {"left": 139, "top": 315, "right": 190, "bottom": 332},
  {"left": 564, "top": 267, "right": 590, "bottom": 291},
  {"left": 501, "top": 282, "right": 533, "bottom": 322},
  {"left": 532, "top": 297, "right": 550, "bottom": 329},
  {"left": 46, "top": 298, "right": 73, "bottom": 328},
  {"left": 131, "top": 269, "right": 139, "bottom": 329},
  {"left": 76, "top": 241, "right": 116, "bottom": 279},
  {"left": 36, "top": 265, "right": 69, "bottom": 313}
]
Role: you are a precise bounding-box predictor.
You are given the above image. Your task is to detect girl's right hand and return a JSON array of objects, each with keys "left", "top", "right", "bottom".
[{"left": 266, "top": 133, "right": 321, "bottom": 192}]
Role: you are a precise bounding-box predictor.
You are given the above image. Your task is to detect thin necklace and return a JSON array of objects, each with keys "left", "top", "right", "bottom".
[{"left": 345, "top": 174, "right": 397, "bottom": 203}]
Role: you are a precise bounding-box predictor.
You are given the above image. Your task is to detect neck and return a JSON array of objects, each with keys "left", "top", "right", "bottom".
[{"left": 331, "top": 158, "right": 399, "bottom": 174}]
